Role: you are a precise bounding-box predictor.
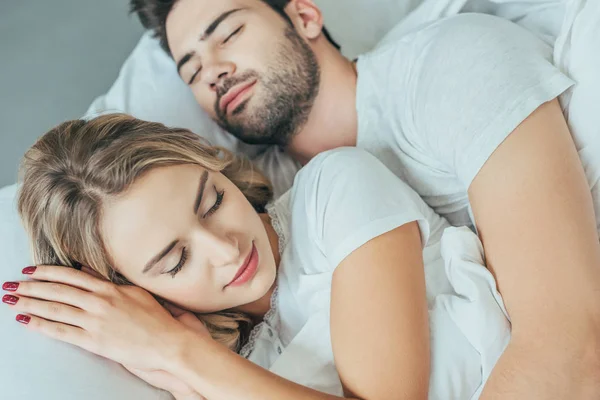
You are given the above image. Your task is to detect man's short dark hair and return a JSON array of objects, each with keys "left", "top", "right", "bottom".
[{"left": 130, "top": 0, "right": 341, "bottom": 56}]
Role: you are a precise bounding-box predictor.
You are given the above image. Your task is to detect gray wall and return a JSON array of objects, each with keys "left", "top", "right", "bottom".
[{"left": 0, "top": 0, "right": 144, "bottom": 187}]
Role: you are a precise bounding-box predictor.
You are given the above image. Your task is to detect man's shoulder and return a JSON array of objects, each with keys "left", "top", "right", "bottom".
[
  {"left": 357, "top": 11, "right": 547, "bottom": 89},
  {"left": 363, "top": 13, "right": 523, "bottom": 59}
]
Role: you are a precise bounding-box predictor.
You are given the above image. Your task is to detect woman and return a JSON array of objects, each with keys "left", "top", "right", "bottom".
[{"left": 3, "top": 114, "right": 509, "bottom": 399}]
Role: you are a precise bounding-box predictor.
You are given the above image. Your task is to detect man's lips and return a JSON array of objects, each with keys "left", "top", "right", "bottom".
[{"left": 219, "top": 80, "right": 257, "bottom": 114}]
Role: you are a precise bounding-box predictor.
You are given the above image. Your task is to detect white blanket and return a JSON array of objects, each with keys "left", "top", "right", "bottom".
[{"left": 432, "top": 227, "right": 511, "bottom": 399}]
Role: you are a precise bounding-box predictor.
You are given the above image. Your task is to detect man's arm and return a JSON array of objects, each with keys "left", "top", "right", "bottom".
[{"left": 469, "top": 99, "right": 600, "bottom": 399}]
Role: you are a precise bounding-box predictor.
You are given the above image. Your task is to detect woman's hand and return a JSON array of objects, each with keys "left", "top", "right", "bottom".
[
  {"left": 1, "top": 265, "right": 208, "bottom": 371},
  {"left": 123, "top": 302, "right": 210, "bottom": 399}
]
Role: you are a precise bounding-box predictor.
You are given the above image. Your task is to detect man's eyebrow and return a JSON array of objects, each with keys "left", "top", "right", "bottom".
[
  {"left": 201, "top": 8, "right": 245, "bottom": 41},
  {"left": 143, "top": 240, "right": 179, "bottom": 274},
  {"left": 175, "top": 8, "right": 245, "bottom": 77},
  {"left": 194, "top": 170, "right": 209, "bottom": 215}
]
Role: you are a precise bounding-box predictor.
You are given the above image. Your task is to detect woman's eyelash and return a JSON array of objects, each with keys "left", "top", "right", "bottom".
[
  {"left": 203, "top": 187, "right": 224, "bottom": 218},
  {"left": 164, "top": 188, "right": 223, "bottom": 278},
  {"left": 223, "top": 26, "right": 243, "bottom": 44},
  {"left": 167, "top": 247, "right": 188, "bottom": 278}
]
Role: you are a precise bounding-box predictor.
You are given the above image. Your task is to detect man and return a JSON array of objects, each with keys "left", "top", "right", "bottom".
[{"left": 130, "top": 0, "right": 600, "bottom": 398}]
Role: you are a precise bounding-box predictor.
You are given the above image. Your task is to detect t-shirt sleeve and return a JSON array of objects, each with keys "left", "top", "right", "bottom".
[
  {"left": 409, "top": 13, "right": 575, "bottom": 187},
  {"left": 294, "top": 148, "right": 431, "bottom": 270}
]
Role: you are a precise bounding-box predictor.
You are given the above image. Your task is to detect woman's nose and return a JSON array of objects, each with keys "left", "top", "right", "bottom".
[{"left": 200, "top": 230, "right": 240, "bottom": 267}]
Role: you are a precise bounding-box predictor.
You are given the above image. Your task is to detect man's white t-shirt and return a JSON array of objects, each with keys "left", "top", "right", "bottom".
[
  {"left": 242, "top": 148, "right": 511, "bottom": 398},
  {"left": 356, "top": 13, "right": 575, "bottom": 226}
]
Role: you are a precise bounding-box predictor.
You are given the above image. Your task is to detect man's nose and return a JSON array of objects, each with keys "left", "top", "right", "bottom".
[{"left": 202, "top": 60, "right": 236, "bottom": 92}]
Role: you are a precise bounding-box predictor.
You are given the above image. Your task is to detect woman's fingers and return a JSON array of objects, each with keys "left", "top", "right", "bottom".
[
  {"left": 21, "top": 265, "right": 110, "bottom": 293},
  {"left": 162, "top": 302, "right": 188, "bottom": 318},
  {"left": 15, "top": 312, "right": 90, "bottom": 350},
  {"left": 81, "top": 266, "right": 107, "bottom": 280},
  {"left": 177, "top": 312, "right": 208, "bottom": 333},
  {"left": 160, "top": 302, "right": 208, "bottom": 337},
  {"left": 4, "top": 280, "right": 98, "bottom": 310},
  {"left": 4, "top": 294, "right": 89, "bottom": 328}
]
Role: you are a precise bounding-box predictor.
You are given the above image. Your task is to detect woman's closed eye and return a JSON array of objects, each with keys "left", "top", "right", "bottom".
[
  {"left": 164, "top": 186, "right": 225, "bottom": 278},
  {"left": 167, "top": 247, "right": 188, "bottom": 278},
  {"left": 202, "top": 185, "right": 225, "bottom": 218},
  {"left": 203, "top": 185, "right": 224, "bottom": 218}
]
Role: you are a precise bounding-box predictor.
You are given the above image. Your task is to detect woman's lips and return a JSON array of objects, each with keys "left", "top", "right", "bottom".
[{"left": 226, "top": 242, "right": 259, "bottom": 287}]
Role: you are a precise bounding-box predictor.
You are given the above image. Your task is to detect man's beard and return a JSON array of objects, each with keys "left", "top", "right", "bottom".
[{"left": 213, "top": 27, "right": 320, "bottom": 147}]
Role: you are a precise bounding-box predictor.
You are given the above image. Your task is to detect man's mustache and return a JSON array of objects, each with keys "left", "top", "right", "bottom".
[{"left": 214, "top": 71, "right": 260, "bottom": 115}]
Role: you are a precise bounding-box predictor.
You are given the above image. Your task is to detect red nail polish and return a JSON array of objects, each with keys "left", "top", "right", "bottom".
[
  {"left": 2, "top": 295, "right": 19, "bottom": 305},
  {"left": 22, "top": 266, "right": 37, "bottom": 275},
  {"left": 2, "top": 282, "right": 19, "bottom": 291},
  {"left": 16, "top": 315, "right": 30, "bottom": 324}
]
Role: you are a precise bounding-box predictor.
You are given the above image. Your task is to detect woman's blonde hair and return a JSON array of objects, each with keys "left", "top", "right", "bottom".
[{"left": 17, "top": 113, "right": 273, "bottom": 352}]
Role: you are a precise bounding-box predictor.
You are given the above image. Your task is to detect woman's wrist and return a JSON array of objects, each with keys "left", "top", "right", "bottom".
[
  {"left": 162, "top": 328, "right": 203, "bottom": 370},
  {"left": 164, "top": 330, "right": 234, "bottom": 398},
  {"left": 163, "top": 327, "right": 221, "bottom": 377}
]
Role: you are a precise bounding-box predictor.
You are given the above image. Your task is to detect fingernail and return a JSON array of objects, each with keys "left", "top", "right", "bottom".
[
  {"left": 16, "top": 315, "right": 30, "bottom": 324},
  {"left": 22, "top": 266, "right": 37, "bottom": 275},
  {"left": 2, "top": 295, "right": 19, "bottom": 305},
  {"left": 2, "top": 282, "right": 19, "bottom": 291}
]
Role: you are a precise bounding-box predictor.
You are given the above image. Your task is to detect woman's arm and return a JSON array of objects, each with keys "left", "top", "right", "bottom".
[
  {"left": 166, "top": 336, "right": 357, "bottom": 400},
  {"left": 164, "top": 222, "right": 429, "bottom": 400},
  {"left": 469, "top": 99, "right": 600, "bottom": 399},
  {"left": 331, "top": 222, "right": 429, "bottom": 399}
]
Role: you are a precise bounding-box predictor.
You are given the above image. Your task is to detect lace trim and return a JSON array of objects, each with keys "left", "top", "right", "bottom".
[
  {"left": 266, "top": 198, "right": 288, "bottom": 259},
  {"left": 239, "top": 200, "right": 287, "bottom": 359},
  {"left": 239, "top": 285, "right": 279, "bottom": 358}
]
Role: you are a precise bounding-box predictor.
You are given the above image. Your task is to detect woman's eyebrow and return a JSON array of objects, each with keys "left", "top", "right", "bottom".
[
  {"left": 194, "top": 170, "right": 209, "bottom": 215},
  {"left": 143, "top": 240, "right": 178, "bottom": 274}
]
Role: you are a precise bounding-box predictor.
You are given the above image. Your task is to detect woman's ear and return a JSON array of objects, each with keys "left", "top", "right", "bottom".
[{"left": 286, "top": 0, "right": 324, "bottom": 41}]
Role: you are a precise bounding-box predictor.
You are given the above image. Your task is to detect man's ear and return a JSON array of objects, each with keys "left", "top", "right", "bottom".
[{"left": 285, "top": 0, "right": 324, "bottom": 41}]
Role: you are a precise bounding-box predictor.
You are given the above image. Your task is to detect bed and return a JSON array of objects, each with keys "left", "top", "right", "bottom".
[{"left": 2, "top": 0, "right": 598, "bottom": 398}]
